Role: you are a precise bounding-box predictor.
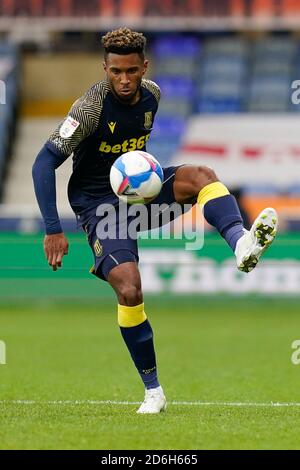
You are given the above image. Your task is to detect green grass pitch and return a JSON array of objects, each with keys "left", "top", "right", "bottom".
[{"left": 1, "top": 296, "right": 300, "bottom": 450}]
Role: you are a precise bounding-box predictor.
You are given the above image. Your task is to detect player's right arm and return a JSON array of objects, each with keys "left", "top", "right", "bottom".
[{"left": 32, "top": 84, "right": 104, "bottom": 270}]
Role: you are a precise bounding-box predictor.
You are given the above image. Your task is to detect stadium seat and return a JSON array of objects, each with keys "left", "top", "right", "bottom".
[
  {"left": 196, "top": 36, "right": 248, "bottom": 114},
  {"left": 152, "top": 116, "right": 186, "bottom": 138},
  {"left": 200, "top": 57, "right": 246, "bottom": 81},
  {"left": 158, "top": 99, "right": 192, "bottom": 118},
  {"left": 254, "top": 37, "right": 296, "bottom": 61},
  {"left": 196, "top": 97, "right": 242, "bottom": 113},
  {"left": 153, "top": 77, "right": 194, "bottom": 98},
  {"left": 147, "top": 139, "right": 180, "bottom": 167},
  {"left": 154, "top": 57, "right": 197, "bottom": 78},
  {"left": 151, "top": 36, "right": 201, "bottom": 163},
  {"left": 204, "top": 37, "right": 248, "bottom": 56},
  {"left": 152, "top": 35, "right": 201, "bottom": 57},
  {"left": 248, "top": 76, "right": 291, "bottom": 112}
]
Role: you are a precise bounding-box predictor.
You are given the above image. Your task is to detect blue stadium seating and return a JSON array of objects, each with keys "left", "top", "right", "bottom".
[
  {"left": 150, "top": 36, "right": 201, "bottom": 163},
  {"left": 196, "top": 37, "right": 248, "bottom": 114},
  {"left": 152, "top": 35, "right": 201, "bottom": 57},
  {"left": 196, "top": 97, "right": 242, "bottom": 113},
  {"left": 246, "top": 37, "right": 295, "bottom": 112},
  {"left": 153, "top": 77, "right": 195, "bottom": 99},
  {"left": 151, "top": 116, "right": 186, "bottom": 139},
  {"left": 248, "top": 76, "right": 291, "bottom": 112}
]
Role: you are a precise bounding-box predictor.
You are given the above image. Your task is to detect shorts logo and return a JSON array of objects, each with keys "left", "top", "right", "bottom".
[
  {"left": 108, "top": 121, "right": 117, "bottom": 134},
  {"left": 59, "top": 116, "right": 80, "bottom": 139},
  {"left": 93, "top": 239, "right": 103, "bottom": 257},
  {"left": 144, "top": 112, "right": 152, "bottom": 130}
]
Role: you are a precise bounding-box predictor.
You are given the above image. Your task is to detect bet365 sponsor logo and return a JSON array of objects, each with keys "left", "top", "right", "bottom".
[
  {"left": 0, "top": 340, "right": 6, "bottom": 365},
  {"left": 99, "top": 134, "right": 150, "bottom": 154},
  {"left": 0, "top": 80, "right": 6, "bottom": 105},
  {"left": 291, "top": 340, "right": 300, "bottom": 365}
]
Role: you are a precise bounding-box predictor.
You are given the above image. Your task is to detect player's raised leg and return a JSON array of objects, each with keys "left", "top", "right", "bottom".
[
  {"left": 173, "top": 165, "right": 278, "bottom": 272},
  {"left": 106, "top": 258, "right": 166, "bottom": 414}
]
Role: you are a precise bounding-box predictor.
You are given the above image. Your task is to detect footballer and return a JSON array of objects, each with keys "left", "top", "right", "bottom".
[{"left": 32, "top": 28, "right": 278, "bottom": 414}]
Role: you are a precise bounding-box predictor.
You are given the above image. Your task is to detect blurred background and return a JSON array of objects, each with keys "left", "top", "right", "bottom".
[{"left": 1, "top": 0, "right": 300, "bottom": 299}]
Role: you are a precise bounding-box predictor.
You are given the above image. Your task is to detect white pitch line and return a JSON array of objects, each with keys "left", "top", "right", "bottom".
[{"left": 1, "top": 400, "right": 300, "bottom": 407}]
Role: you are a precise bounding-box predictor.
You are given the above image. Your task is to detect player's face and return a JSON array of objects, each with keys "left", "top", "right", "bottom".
[{"left": 103, "top": 53, "right": 148, "bottom": 105}]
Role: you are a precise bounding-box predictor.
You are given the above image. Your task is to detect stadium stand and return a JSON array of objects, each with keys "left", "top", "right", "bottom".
[
  {"left": 2, "top": 31, "right": 300, "bottom": 228},
  {"left": 0, "top": 41, "right": 19, "bottom": 199},
  {"left": 248, "top": 37, "right": 296, "bottom": 112},
  {"left": 196, "top": 37, "right": 248, "bottom": 113},
  {"left": 147, "top": 35, "right": 201, "bottom": 165},
  {"left": 1, "top": 0, "right": 300, "bottom": 18},
  {"left": 1, "top": 1, "right": 300, "bottom": 231}
]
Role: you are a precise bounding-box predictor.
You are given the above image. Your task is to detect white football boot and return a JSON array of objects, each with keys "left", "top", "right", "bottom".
[
  {"left": 136, "top": 386, "right": 167, "bottom": 414},
  {"left": 235, "top": 207, "right": 278, "bottom": 273}
]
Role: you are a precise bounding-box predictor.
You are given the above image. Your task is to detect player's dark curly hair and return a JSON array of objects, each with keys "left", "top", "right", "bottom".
[{"left": 101, "top": 28, "right": 146, "bottom": 60}]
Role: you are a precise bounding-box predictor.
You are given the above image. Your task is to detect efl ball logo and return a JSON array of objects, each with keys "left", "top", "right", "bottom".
[{"left": 110, "top": 151, "right": 164, "bottom": 204}]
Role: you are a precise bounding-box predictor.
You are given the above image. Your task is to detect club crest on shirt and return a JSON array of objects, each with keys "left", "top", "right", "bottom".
[
  {"left": 93, "top": 239, "right": 103, "bottom": 257},
  {"left": 59, "top": 116, "right": 80, "bottom": 139},
  {"left": 144, "top": 112, "right": 152, "bottom": 130}
]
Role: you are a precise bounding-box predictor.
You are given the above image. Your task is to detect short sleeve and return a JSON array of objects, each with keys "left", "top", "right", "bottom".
[{"left": 141, "top": 79, "right": 161, "bottom": 104}]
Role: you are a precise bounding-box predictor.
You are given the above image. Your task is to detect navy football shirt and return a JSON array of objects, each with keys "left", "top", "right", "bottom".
[{"left": 46, "top": 79, "right": 160, "bottom": 214}]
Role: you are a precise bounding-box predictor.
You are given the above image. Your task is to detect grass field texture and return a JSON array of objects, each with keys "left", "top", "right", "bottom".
[{"left": 1, "top": 297, "right": 300, "bottom": 450}]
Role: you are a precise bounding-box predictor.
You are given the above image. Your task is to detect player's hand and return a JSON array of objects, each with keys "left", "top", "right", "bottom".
[{"left": 44, "top": 233, "right": 69, "bottom": 271}]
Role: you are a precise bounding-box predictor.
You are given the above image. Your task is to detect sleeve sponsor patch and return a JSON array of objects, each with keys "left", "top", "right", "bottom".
[{"left": 59, "top": 116, "right": 80, "bottom": 139}]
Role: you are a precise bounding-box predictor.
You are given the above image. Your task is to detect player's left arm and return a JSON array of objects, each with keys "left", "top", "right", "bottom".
[{"left": 32, "top": 144, "right": 69, "bottom": 270}]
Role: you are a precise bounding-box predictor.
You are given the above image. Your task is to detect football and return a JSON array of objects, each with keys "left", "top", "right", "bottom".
[{"left": 110, "top": 151, "right": 164, "bottom": 204}]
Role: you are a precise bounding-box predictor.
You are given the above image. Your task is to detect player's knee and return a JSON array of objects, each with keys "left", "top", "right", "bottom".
[
  {"left": 107, "top": 261, "right": 143, "bottom": 306},
  {"left": 185, "top": 166, "right": 219, "bottom": 198},
  {"left": 116, "top": 283, "right": 143, "bottom": 307},
  {"left": 194, "top": 166, "right": 218, "bottom": 190}
]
